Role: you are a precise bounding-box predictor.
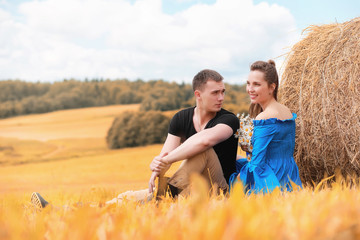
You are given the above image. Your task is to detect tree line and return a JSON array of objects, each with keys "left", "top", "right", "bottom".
[
  {"left": 106, "top": 111, "right": 170, "bottom": 149},
  {"left": 0, "top": 79, "right": 249, "bottom": 119}
]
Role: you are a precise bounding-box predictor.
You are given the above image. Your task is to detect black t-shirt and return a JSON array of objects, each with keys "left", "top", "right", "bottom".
[{"left": 168, "top": 107, "right": 239, "bottom": 182}]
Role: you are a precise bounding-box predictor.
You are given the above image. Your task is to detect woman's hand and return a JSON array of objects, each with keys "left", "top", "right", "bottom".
[{"left": 240, "top": 144, "right": 249, "bottom": 152}]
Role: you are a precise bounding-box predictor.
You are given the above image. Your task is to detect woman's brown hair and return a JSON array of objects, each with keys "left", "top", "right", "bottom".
[{"left": 248, "top": 60, "right": 279, "bottom": 118}]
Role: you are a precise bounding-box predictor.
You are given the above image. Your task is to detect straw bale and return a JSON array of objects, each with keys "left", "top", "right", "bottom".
[{"left": 279, "top": 17, "right": 360, "bottom": 183}]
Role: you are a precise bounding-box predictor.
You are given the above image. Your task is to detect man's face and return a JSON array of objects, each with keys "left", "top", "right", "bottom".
[{"left": 198, "top": 79, "right": 225, "bottom": 113}]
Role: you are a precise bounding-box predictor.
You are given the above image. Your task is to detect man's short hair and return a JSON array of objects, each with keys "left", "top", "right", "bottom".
[{"left": 192, "top": 69, "right": 224, "bottom": 91}]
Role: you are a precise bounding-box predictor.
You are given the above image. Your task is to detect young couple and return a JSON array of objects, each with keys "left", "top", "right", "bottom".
[
  {"left": 31, "top": 60, "right": 302, "bottom": 208},
  {"left": 104, "top": 60, "right": 302, "bottom": 205}
]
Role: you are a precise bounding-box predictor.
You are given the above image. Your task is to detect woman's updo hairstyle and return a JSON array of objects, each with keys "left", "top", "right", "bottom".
[{"left": 249, "top": 60, "right": 279, "bottom": 118}]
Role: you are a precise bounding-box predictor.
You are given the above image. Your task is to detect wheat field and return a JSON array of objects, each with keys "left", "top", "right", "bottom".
[{"left": 1, "top": 105, "right": 360, "bottom": 240}]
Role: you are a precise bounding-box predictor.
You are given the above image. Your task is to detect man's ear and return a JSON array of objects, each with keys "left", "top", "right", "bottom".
[{"left": 194, "top": 90, "right": 201, "bottom": 99}]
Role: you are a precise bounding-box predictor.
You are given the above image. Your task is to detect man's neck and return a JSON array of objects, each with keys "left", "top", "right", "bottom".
[{"left": 194, "top": 106, "right": 217, "bottom": 131}]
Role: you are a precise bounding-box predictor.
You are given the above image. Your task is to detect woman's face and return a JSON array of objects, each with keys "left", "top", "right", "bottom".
[{"left": 246, "top": 70, "right": 274, "bottom": 105}]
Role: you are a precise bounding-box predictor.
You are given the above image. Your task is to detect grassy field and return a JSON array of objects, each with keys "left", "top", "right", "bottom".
[
  {"left": 1, "top": 104, "right": 360, "bottom": 239},
  {"left": 0, "top": 104, "right": 172, "bottom": 194}
]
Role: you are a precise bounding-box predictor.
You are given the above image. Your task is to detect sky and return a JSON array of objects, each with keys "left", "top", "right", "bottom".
[{"left": 0, "top": 0, "right": 359, "bottom": 84}]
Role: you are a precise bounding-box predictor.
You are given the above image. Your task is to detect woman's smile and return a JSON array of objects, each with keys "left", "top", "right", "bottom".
[
  {"left": 246, "top": 70, "right": 273, "bottom": 105},
  {"left": 249, "top": 94, "right": 257, "bottom": 100}
]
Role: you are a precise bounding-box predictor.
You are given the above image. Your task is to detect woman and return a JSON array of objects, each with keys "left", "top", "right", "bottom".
[{"left": 230, "top": 60, "right": 302, "bottom": 194}]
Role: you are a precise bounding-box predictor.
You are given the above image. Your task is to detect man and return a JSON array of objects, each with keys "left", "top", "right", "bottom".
[
  {"left": 148, "top": 69, "right": 239, "bottom": 197},
  {"left": 30, "top": 69, "right": 240, "bottom": 209}
]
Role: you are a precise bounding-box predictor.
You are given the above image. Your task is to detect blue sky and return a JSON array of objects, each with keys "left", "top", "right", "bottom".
[
  {"left": 253, "top": 0, "right": 360, "bottom": 30},
  {"left": 163, "top": 0, "right": 359, "bottom": 31},
  {"left": 0, "top": 0, "right": 358, "bottom": 83}
]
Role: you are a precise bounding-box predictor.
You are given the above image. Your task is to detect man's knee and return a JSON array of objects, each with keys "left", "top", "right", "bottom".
[{"left": 187, "top": 148, "right": 217, "bottom": 163}]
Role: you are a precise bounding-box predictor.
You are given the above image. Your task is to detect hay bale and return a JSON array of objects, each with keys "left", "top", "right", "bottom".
[{"left": 279, "top": 17, "right": 360, "bottom": 183}]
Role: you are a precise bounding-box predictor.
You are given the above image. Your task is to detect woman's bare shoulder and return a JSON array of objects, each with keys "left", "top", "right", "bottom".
[
  {"left": 276, "top": 103, "right": 293, "bottom": 120},
  {"left": 255, "top": 103, "right": 292, "bottom": 120},
  {"left": 255, "top": 111, "right": 273, "bottom": 120}
]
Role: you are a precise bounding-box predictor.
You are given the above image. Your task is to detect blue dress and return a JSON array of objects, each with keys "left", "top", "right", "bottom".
[{"left": 229, "top": 113, "right": 302, "bottom": 194}]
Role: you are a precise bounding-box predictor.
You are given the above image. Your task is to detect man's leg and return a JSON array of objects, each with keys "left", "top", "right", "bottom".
[
  {"left": 105, "top": 189, "right": 153, "bottom": 205},
  {"left": 167, "top": 148, "right": 228, "bottom": 196},
  {"left": 31, "top": 192, "right": 49, "bottom": 209}
]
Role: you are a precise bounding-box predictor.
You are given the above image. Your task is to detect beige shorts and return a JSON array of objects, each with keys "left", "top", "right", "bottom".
[{"left": 167, "top": 148, "right": 228, "bottom": 196}]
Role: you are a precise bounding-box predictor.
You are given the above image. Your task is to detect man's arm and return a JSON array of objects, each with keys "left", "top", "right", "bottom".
[
  {"left": 159, "top": 133, "right": 182, "bottom": 157},
  {"left": 161, "top": 123, "right": 233, "bottom": 165},
  {"left": 148, "top": 133, "right": 181, "bottom": 192},
  {"left": 148, "top": 123, "right": 234, "bottom": 192},
  {"left": 149, "top": 133, "right": 181, "bottom": 173}
]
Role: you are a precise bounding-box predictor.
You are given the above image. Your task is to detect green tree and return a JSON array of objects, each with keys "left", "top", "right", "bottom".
[
  {"left": 106, "top": 111, "right": 170, "bottom": 149},
  {"left": 0, "top": 78, "right": 247, "bottom": 118}
]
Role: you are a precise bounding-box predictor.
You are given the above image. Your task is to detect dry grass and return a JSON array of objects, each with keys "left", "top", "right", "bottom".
[
  {"left": 0, "top": 104, "right": 140, "bottom": 141},
  {"left": 0, "top": 143, "right": 164, "bottom": 194},
  {"left": 1, "top": 178, "right": 360, "bottom": 240},
  {"left": 0, "top": 104, "right": 180, "bottom": 194},
  {"left": 1, "top": 104, "right": 360, "bottom": 239},
  {"left": 0, "top": 104, "right": 140, "bottom": 165},
  {"left": 279, "top": 17, "right": 360, "bottom": 183}
]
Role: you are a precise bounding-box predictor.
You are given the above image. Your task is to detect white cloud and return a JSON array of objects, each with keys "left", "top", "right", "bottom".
[
  {"left": 0, "top": 0, "right": 8, "bottom": 6},
  {"left": 0, "top": 0, "right": 298, "bottom": 84},
  {"left": 175, "top": 0, "right": 195, "bottom": 3}
]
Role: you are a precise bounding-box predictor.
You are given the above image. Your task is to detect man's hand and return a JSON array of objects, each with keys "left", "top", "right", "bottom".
[
  {"left": 150, "top": 152, "right": 169, "bottom": 173},
  {"left": 148, "top": 152, "right": 170, "bottom": 193},
  {"left": 148, "top": 171, "right": 158, "bottom": 193}
]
